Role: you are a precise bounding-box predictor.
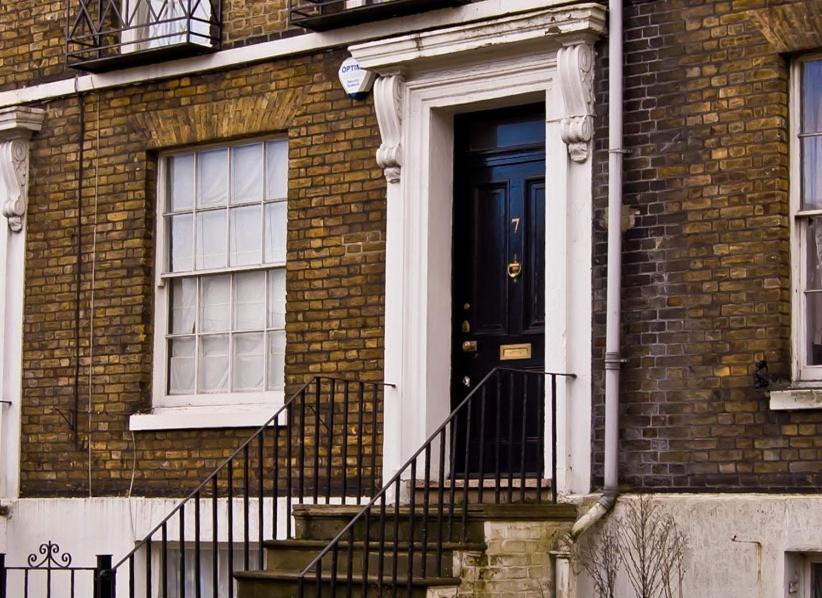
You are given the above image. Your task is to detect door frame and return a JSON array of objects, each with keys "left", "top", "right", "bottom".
[{"left": 351, "top": 12, "right": 602, "bottom": 496}]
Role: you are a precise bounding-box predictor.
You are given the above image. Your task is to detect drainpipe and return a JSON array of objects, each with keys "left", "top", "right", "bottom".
[{"left": 554, "top": 0, "right": 623, "bottom": 594}]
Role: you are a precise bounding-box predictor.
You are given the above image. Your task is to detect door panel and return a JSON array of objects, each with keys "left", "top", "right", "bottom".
[{"left": 451, "top": 105, "right": 546, "bottom": 475}]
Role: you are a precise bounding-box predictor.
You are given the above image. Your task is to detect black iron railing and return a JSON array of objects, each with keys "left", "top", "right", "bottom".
[
  {"left": 93, "top": 376, "right": 383, "bottom": 598},
  {"left": 295, "top": 368, "right": 573, "bottom": 595},
  {"left": 289, "top": 0, "right": 470, "bottom": 31},
  {"left": 0, "top": 542, "right": 113, "bottom": 598},
  {"left": 66, "top": 0, "right": 221, "bottom": 71}
]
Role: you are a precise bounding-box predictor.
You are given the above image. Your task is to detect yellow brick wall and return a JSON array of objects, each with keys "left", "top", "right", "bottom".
[{"left": 20, "top": 48, "right": 386, "bottom": 496}]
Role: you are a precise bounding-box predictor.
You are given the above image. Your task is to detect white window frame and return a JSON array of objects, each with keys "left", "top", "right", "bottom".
[
  {"left": 791, "top": 54, "right": 822, "bottom": 383},
  {"left": 147, "top": 137, "right": 288, "bottom": 424}
]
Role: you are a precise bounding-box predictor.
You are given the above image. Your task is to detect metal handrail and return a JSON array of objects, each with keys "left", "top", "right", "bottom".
[
  {"left": 97, "top": 375, "right": 384, "bottom": 598},
  {"left": 296, "top": 367, "right": 574, "bottom": 594}
]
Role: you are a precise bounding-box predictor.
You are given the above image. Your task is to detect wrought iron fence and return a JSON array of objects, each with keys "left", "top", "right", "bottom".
[
  {"left": 66, "top": 0, "right": 222, "bottom": 70},
  {"left": 295, "top": 367, "right": 574, "bottom": 595},
  {"left": 0, "top": 542, "right": 113, "bottom": 598},
  {"left": 93, "top": 376, "right": 383, "bottom": 598}
]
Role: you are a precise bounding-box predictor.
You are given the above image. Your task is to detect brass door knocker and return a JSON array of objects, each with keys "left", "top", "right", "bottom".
[{"left": 507, "top": 254, "right": 522, "bottom": 279}]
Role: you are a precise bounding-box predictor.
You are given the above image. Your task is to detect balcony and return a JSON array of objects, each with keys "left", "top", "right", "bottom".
[
  {"left": 66, "top": 0, "right": 221, "bottom": 72},
  {"left": 289, "top": 0, "right": 471, "bottom": 31}
]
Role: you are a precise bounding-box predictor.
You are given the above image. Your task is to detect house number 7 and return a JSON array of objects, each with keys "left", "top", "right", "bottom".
[{"left": 511, "top": 217, "right": 520, "bottom": 233}]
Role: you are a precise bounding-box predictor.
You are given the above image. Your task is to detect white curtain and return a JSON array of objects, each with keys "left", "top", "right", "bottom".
[{"left": 147, "top": 0, "right": 213, "bottom": 47}]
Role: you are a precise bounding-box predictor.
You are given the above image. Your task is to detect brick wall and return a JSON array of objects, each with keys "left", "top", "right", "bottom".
[
  {"left": 592, "top": 0, "right": 822, "bottom": 492},
  {"left": 20, "top": 48, "right": 386, "bottom": 497}
]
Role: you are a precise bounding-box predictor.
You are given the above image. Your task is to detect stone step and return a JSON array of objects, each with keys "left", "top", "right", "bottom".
[
  {"left": 235, "top": 569, "right": 460, "bottom": 598},
  {"left": 263, "top": 538, "right": 485, "bottom": 576},
  {"left": 293, "top": 503, "right": 577, "bottom": 542}
]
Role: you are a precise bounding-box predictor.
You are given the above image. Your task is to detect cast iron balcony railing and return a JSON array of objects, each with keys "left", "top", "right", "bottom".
[
  {"left": 66, "top": 0, "right": 222, "bottom": 72},
  {"left": 289, "top": 0, "right": 471, "bottom": 31}
]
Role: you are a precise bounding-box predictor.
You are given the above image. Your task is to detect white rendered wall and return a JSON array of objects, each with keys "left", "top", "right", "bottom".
[{"left": 574, "top": 494, "right": 822, "bottom": 598}]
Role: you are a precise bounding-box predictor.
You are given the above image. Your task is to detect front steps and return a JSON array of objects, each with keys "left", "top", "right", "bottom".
[{"left": 236, "top": 502, "right": 577, "bottom": 597}]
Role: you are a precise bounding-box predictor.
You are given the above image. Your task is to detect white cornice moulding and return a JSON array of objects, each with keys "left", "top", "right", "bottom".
[
  {"left": 348, "top": 3, "right": 606, "bottom": 72},
  {"left": 0, "top": 107, "right": 44, "bottom": 232}
]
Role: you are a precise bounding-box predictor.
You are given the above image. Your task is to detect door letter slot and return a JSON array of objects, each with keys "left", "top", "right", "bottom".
[{"left": 499, "top": 343, "right": 532, "bottom": 360}]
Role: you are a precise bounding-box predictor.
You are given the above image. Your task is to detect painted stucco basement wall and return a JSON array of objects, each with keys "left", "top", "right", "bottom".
[{"left": 574, "top": 494, "right": 822, "bottom": 598}]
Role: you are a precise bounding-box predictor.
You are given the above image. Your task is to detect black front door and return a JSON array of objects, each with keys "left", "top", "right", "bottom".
[{"left": 451, "top": 105, "right": 546, "bottom": 475}]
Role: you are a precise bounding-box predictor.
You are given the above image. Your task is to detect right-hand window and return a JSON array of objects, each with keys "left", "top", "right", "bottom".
[{"left": 795, "top": 58, "right": 822, "bottom": 379}]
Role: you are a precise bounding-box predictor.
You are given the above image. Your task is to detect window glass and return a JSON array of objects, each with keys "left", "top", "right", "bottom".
[
  {"left": 802, "top": 60, "right": 822, "bottom": 134},
  {"left": 170, "top": 213, "right": 193, "bottom": 272},
  {"left": 232, "top": 144, "right": 263, "bottom": 204},
  {"left": 169, "top": 154, "right": 194, "bottom": 212},
  {"left": 266, "top": 140, "right": 288, "bottom": 199},
  {"left": 264, "top": 202, "right": 287, "bottom": 263},
  {"left": 230, "top": 206, "right": 262, "bottom": 266},
  {"left": 162, "top": 140, "right": 288, "bottom": 398},
  {"left": 197, "top": 148, "right": 228, "bottom": 207}
]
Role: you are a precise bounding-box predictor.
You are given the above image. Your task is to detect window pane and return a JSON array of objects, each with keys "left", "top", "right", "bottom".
[
  {"left": 808, "top": 292, "right": 822, "bottom": 366},
  {"left": 231, "top": 144, "right": 263, "bottom": 204},
  {"left": 199, "top": 335, "right": 229, "bottom": 392},
  {"left": 234, "top": 271, "right": 266, "bottom": 331},
  {"left": 168, "top": 154, "right": 194, "bottom": 212},
  {"left": 264, "top": 202, "right": 287, "bottom": 263},
  {"left": 232, "top": 333, "right": 265, "bottom": 391},
  {"left": 803, "top": 60, "right": 822, "bottom": 134},
  {"left": 197, "top": 149, "right": 228, "bottom": 207},
  {"left": 803, "top": 137, "right": 822, "bottom": 210},
  {"left": 196, "top": 210, "right": 227, "bottom": 269},
  {"left": 808, "top": 219, "right": 822, "bottom": 290},
  {"left": 266, "top": 140, "right": 288, "bottom": 199},
  {"left": 170, "top": 278, "right": 197, "bottom": 334},
  {"left": 230, "top": 206, "right": 262, "bottom": 266},
  {"left": 170, "top": 213, "right": 193, "bottom": 272},
  {"left": 268, "top": 269, "right": 286, "bottom": 329},
  {"left": 200, "top": 274, "right": 230, "bottom": 332},
  {"left": 267, "top": 330, "right": 286, "bottom": 391},
  {"left": 168, "top": 337, "right": 195, "bottom": 394}
]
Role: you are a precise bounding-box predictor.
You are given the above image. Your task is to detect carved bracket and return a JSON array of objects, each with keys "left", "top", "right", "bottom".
[
  {"left": 0, "top": 106, "right": 44, "bottom": 233},
  {"left": 0, "top": 138, "right": 32, "bottom": 232},
  {"left": 373, "top": 75, "right": 404, "bottom": 184},
  {"left": 557, "top": 43, "right": 595, "bottom": 163}
]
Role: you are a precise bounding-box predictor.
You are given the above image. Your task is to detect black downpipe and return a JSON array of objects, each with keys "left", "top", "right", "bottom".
[{"left": 72, "top": 91, "right": 86, "bottom": 450}]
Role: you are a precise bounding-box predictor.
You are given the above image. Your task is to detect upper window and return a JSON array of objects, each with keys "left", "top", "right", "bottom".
[{"left": 154, "top": 139, "right": 288, "bottom": 408}]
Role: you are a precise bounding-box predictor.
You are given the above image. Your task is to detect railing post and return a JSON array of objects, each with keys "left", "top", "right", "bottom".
[
  {"left": 94, "top": 554, "right": 115, "bottom": 598},
  {"left": 0, "top": 553, "right": 7, "bottom": 598}
]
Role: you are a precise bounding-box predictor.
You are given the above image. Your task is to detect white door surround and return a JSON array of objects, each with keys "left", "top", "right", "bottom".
[{"left": 350, "top": 3, "right": 605, "bottom": 495}]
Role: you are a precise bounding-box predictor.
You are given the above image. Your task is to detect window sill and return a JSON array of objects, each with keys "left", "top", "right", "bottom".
[
  {"left": 769, "top": 388, "right": 822, "bottom": 411},
  {"left": 129, "top": 404, "right": 282, "bottom": 431}
]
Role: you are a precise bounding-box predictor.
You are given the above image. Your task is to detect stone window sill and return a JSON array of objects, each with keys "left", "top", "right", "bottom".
[
  {"left": 768, "top": 388, "right": 822, "bottom": 411},
  {"left": 129, "top": 404, "right": 282, "bottom": 431}
]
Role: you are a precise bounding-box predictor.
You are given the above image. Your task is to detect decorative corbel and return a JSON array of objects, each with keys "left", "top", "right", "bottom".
[
  {"left": 557, "top": 43, "right": 595, "bottom": 163},
  {"left": 0, "top": 138, "right": 33, "bottom": 232},
  {"left": 373, "top": 75, "right": 404, "bottom": 184},
  {"left": 0, "top": 106, "right": 45, "bottom": 233}
]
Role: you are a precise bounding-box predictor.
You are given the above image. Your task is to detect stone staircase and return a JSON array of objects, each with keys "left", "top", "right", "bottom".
[{"left": 235, "top": 502, "right": 578, "bottom": 597}]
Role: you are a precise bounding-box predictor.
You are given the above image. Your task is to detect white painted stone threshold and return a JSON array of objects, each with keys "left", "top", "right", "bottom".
[
  {"left": 0, "top": 106, "right": 45, "bottom": 499},
  {"left": 351, "top": 3, "right": 606, "bottom": 495}
]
